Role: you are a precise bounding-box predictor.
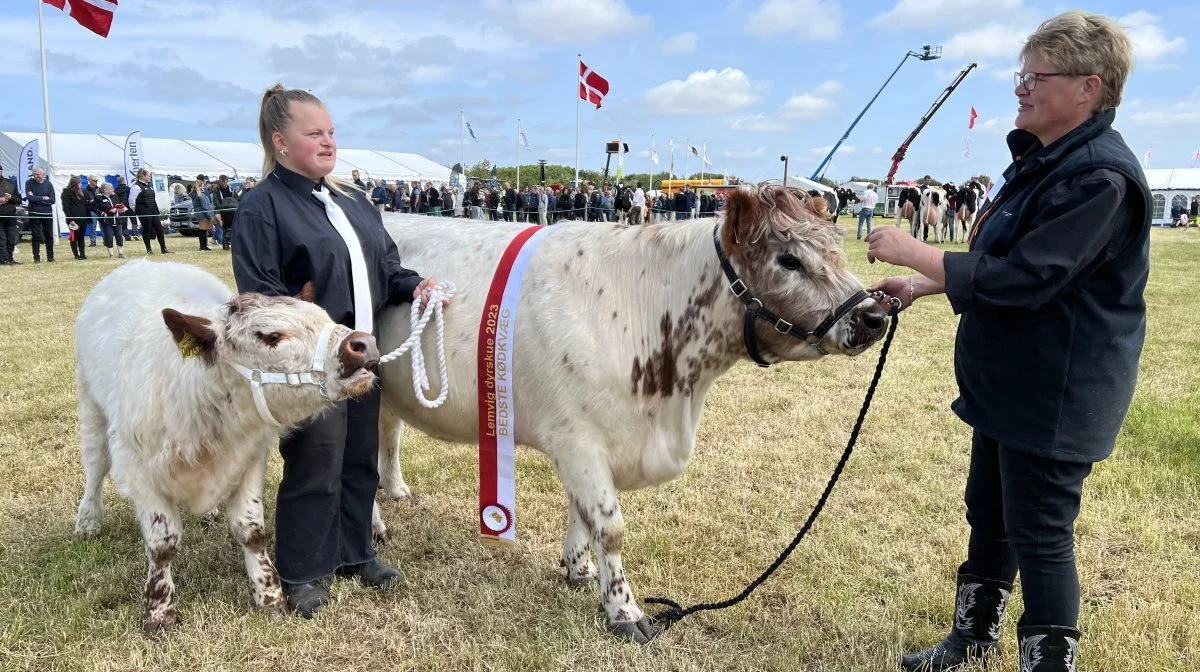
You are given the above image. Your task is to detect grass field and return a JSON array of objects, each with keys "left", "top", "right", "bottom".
[{"left": 0, "top": 224, "right": 1196, "bottom": 671}]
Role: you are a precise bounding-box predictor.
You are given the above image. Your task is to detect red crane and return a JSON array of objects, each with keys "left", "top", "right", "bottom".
[{"left": 885, "top": 62, "right": 978, "bottom": 186}]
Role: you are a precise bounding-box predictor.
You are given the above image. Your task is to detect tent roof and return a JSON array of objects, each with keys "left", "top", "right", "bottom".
[
  {"left": 0, "top": 131, "right": 451, "bottom": 183},
  {"left": 1145, "top": 168, "right": 1200, "bottom": 191}
]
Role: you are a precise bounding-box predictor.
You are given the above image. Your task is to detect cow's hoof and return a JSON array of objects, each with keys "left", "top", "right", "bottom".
[
  {"left": 74, "top": 523, "right": 101, "bottom": 540},
  {"left": 565, "top": 572, "right": 597, "bottom": 590},
  {"left": 381, "top": 482, "right": 418, "bottom": 504},
  {"left": 608, "top": 617, "right": 656, "bottom": 645},
  {"left": 372, "top": 526, "right": 389, "bottom": 545},
  {"left": 142, "top": 611, "right": 179, "bottom": 636}
]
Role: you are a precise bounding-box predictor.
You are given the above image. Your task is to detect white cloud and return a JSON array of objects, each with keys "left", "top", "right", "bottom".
[
  {"left": 730, "top": 79, "right": 841, "bottom": 131},
  {"left": 1130, "top": 100, "right": 1200, "bottom": 128},
  {"left": 662, "top": 32, "right": 698, "bottom": 55},
  {"left": 975, "top": 117, "right": 1008, "bottom": 134},
  {"left": 808, "top": 144, "right": 856, "bottom": 157},
  {"left": 780, "top": 80, "right": 841, "bottom": 119},
  {"left": 482, "top": 0, "right": 646, "bottom": 43},
  {"left": 942, "top": 22, "right": 1030, "bottom": 63},
  {"left": 644, "top": 68, "right": 760, "bottom": 116},
  {"left": 871, "top": 0, "right": 1022, "bottom": 29},
  {"left": 744, "top": 0, "right": 842, "bottom": 42},
  {"left": 872, "top": 147, "right": 885, "bottom": 154},
  {"left": 724, "top": 147, "right": 767, "bottom": 159},
  {"left": 1120, "top": 12, "right": 1186, "bottom": 66},
  {"left": 731, "top": 114, "right": 791, "bottom": 132}
]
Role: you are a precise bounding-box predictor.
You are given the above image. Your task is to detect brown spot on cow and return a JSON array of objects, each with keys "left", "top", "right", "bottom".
[{"left": 245, "top": 527, "right": 268, "bottom": 553}]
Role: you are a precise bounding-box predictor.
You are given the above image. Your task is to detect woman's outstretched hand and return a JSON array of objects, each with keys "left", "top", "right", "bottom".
[
  {"left": 869, "top": 276, "right": 914, "bottom": 313},
  {"left": 865, "top": 226, "right": 921, "bottom": 266}
]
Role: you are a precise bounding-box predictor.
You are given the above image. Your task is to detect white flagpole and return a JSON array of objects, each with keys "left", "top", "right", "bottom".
[
  {"left": 575, "top": 54, "right": 581, "bottom": 189},
  {"left": 37, "top": 0, "right": 58, "bottom": 234},
  {"left": 460, "top": 110, "right": 466, "bottom": 179}
]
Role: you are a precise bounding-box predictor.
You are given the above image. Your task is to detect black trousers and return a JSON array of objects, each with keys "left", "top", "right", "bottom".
[
  {"left": 139, "top": 216, "right": 167, "bottom": 253},
  {"left": 28, "top": 213, "right": 55, "bottom": 260},
  {"left": 275, "top": 385, "right": 381, "bottom": 584},
  {"left": 0, "top": 220, "right": 16, "bottom": 263},
  {"left": 964, "top": 431, "right": 1093, "bottom": 628},
  {"left": 69, "top": 224, "right": 87, "bottom": 259},
  {"left": 101, "top": 218, "right": 123, "bottom": 249}
]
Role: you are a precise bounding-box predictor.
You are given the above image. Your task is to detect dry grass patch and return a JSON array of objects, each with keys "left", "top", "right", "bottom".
[{"left": 0, "top": 226, "right": 1197, "bottom": 671}]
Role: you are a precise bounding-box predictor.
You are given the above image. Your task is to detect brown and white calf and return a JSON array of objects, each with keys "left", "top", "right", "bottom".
[
  {"left": 73, "top": 259, "right": 378, "bottom": 632},
  {"left": 372, "top": 186, "right": 890, "bottom": 642}
]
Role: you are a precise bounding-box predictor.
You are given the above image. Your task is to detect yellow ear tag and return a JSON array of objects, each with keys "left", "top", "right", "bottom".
[{"left": 177, "top": 333, "right": 205, "bottom": 359}]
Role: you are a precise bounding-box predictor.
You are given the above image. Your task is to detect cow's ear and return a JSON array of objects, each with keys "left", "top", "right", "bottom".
[
  {"left": 162, "top": 308, "right": 217, "bottom": 363},
  {"left": 721, "top": 189, "right": 758, "bottom": 249},
  {"left": 294, "top": 281, "right": 316, "bottom": 303}
]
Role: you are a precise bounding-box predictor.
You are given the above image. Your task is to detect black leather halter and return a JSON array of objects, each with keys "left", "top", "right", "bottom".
[{"left": 713, "top": 224, "right": 871, "bottom": 366}]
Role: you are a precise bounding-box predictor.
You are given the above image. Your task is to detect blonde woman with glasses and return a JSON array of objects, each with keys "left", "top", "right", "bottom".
[{"left": 866, "top": 11, "right": 1150, "bottom": 671}]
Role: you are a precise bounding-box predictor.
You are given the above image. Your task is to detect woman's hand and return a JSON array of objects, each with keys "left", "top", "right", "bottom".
[
  {"left": 869, "top": 276, "right": 915, "bottom": 312},
  {"left": 413, "top": 278, "right": 451, "bottom": 310},
  {"left": 866, "top": 226, "right": 923, "bottom": 267}
]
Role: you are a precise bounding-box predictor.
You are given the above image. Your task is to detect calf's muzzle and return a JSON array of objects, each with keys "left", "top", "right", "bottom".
[{"left": 338, "top": 331, "right": 380, "bottom": 376}]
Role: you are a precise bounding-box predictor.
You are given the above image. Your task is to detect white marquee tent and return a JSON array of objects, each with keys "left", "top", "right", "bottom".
[
  {"left": 0, "top": 130, "right": 453, "bottom": 231},
  {"left": 1145, "top": 168, "right": 1200, "bottom": 225}
]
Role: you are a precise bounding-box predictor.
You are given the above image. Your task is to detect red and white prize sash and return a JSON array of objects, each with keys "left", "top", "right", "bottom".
[{"left": 477, "top": 225, "right": 553, "bottom": 544}]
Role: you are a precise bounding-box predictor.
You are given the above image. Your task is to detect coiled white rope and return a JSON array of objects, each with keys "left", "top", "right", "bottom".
[{"left": 378, "top": 281, "right": 457, "bottom": 408}]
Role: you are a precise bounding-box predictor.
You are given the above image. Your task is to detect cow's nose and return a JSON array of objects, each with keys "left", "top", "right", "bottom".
[
  {"left": 859, "top": 308, "right": 887, "bottom": 333},
  {"left": 338, "top": 331, "right": 380, "bottom": 376}
]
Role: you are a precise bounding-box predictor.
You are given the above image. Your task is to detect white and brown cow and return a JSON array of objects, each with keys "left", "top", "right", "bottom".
[
  {"left": 73, "top": 259, "right": 379, "bottom": 632},
  {"left": 372, "top": 185, "right": 891, "bottom": 643}
]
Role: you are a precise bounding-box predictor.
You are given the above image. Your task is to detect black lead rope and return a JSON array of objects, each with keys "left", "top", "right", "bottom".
[{"left": 645, "top": 302, "right": 901, "bottom": 632}]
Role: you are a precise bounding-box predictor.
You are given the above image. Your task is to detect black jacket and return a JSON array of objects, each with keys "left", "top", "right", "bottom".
[
  {"left": 232, "top": 164, "right": 424, "bottom": 334},
  {"left": 134, "top": 181, "right": 160, "bottom": 217},
  {"left": 63, "top": 188, "right": 90, "bottom": 221},
  {"left": 0, "top": 176, "right": 19, "bottom": 216},
  {"left": 943, "top": 109, "right": 1150, "bottom": 463}
]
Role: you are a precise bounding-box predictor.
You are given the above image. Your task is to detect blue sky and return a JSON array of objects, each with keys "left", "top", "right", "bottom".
[{"left": 2, "top": 0, "right": 1197, "bottom": 183}]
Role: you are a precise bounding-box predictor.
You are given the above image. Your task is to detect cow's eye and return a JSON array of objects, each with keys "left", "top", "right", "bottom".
[
  {"left": 777, "top": 254, "right": 805, "bottom": 272},
  {"left": 257, "top": 332, "right": 283, "bottom": 347}
]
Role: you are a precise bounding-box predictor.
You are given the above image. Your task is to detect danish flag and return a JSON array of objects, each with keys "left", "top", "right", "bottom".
[
  {"left": 44, "top": 0, "right": 118, "bottom": 38},
  {"left": 579, "top": 60, "right": 610, "bottom": 109}
]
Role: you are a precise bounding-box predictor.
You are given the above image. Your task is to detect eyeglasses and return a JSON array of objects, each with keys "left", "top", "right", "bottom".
[{"left": 1014, "top": 71, "right": 1080, "bottom": 91}]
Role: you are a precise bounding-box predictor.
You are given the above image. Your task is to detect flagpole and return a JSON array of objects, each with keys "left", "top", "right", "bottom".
[
  {"left": 460, "top": 110, "right": 466, "bottom": 179},
  {"left": 574, "top": 54, "right": 581, "bottom": 189},
  {"left": 37, "top": 0, "right": 57, "bottom": 233},
  {"left": 516, "top": 118, "right": 520, "bottom": 191}
]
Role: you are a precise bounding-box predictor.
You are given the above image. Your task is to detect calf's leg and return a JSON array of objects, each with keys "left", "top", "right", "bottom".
[
  {"left": 74, "top": 387, "right": 110, "bottom": 539},
  {"left": 226, "top": 452, "right": 285, "bottom": 614},
  {"left": 560, "top": 493, "right": 598, "bottom": 587},
  {"left": 377, "top": 404, "right": 414, "bottom": 502},
  {"left": 555, "top": 453, "right": 654, "bottom": 644},
  {"left": 134, "top": 494, "right": 182, "bottom": 633}
]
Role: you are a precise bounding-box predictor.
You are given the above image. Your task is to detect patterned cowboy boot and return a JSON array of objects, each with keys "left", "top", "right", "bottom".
[
  {"left": 1016, "top": 617, "right": 1080, "bottom": 672},
  {"left": 900, "top": 563, "right": 1013, "bottom": 671}
]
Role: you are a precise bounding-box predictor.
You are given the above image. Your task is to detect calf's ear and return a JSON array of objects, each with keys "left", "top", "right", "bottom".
[
  {"left": 294, "top": 281, "right": 316, "bottom": 303},
  {"left": 162, "top": 309, "right": 218, "bottom": 363},
  {"left": 721, "top": 189, "right": 758, "bottom": 250}
]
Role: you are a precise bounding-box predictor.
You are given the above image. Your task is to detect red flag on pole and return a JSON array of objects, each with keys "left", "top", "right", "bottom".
[
  {"left": 968, "top": 106, "right": 978, "bottom": 129},
  {"left": 43, "top": 0, "right": 117, "bottom": 38},
  {"left": 579, "top": 61, "right": 610, "bottom": 109}
]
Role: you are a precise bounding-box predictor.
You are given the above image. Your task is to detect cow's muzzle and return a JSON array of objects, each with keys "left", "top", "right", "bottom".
[{"left": 338, "top": 331, "right": 380, "bottom": 377}]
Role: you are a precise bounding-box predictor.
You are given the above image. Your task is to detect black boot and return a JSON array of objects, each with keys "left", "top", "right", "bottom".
[
  {"left": 900, "top": 563, "right": 1013, "bottom": 671},
  {"left": 337, "top": 558, "right": 402, "bottom": 588},
  {"left": 1016, "top": 618, "right": 1080, "bottom": 672},
  {"left": 284, "top": 581, "right": 331, "bottom": 619}
]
